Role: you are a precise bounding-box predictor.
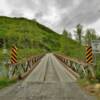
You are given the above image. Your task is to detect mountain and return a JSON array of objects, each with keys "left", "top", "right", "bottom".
[
  {"left": 0, "top": 16, "right": 60, "bottom": 51},
  {"left": 0, "top": 16, "right": 85, "bottom": 60}
]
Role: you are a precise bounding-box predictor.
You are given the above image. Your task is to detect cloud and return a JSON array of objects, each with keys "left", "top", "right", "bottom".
[
  {"left": 59, "top": 0, "right": 100, "bottom": 29},
  {"left": 0, "top": 0, "right": 11, "bottom": 15},
  {"left": 10, "top": 10, "right": 23, "bottom": 17},
  {"left": 54, "top": 0, "right": 74, "bottom": 9},
  {"left": 0, "top": 0, "right": 100, "bottom": 34}
]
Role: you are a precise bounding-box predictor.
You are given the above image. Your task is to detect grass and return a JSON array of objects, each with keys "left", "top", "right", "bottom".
[
  {"left": 17, "top": 48, "right": 45, "bottom": 60},
  {"left": 0, "top": 77, "right": 16, "bottom": 89},
  {"left": 59, "top": 36, "right": 86, "bottom": 60}
]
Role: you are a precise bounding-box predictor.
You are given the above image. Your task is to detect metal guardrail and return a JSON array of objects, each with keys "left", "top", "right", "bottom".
[
  {"left": 7, "top": 54, "right": 45, "bottom": 80},
  {"left": 54, "top": 54, "right": 95, "bottom": 79}
]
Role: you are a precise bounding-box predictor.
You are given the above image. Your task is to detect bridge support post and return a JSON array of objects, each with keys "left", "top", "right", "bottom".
[{"left": 87, "top": 64, "right": 96, "bottom": 79}]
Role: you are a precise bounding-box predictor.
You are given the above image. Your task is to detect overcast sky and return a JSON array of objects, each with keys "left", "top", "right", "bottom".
[{"left": 0, "top": 0, "right": 100, "bottom": 35}]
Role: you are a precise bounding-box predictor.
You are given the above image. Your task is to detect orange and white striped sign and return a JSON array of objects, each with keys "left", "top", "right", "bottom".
[
  {"left": 86, "top": 46, "right": 94, "bottom": 64},
  {"left": 11, "top": 45, "right": 17, "bottom": 64}
]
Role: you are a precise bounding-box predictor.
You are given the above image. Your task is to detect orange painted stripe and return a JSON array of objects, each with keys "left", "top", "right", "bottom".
[
  {"left": 11, "top": 57, "right": 17, "bottom": 64},
  {"left": 86, "top": 48, "right": 92, "bottom": 55},
  {"left": 11, "top": 56, "right": 17, "bottom": 61},
  {"left": 11, "top": 45, "right": 17, "bottom": 64},
  {"left": 12, "top": 49, "right": 17, "bottom": 55},
  {"left": 11, "top": 60, "right": 16, "bottom": 64},
  {"left": 12, "top": 46, "right": 17, "bottom": 50},
  {"left": 86, "top": 53, "right": 93, "bottom": 59},
  {"left": 11, "top": 55, "right": 17, "bottom": 61},
  {"left": 87, "top": 59, "right": 93, "bottom": 64},
  {"left": 86, "top": 46, "right": 92, "bottom": 51},
  {"left": 11, "top": 52, "right": 17, "bottom": 58},
  {"left": 87, "top": 57, "right": 93, "bottom": 63}
]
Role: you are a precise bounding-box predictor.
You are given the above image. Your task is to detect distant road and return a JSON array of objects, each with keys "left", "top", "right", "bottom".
[{"left": 0, "top": 54, "right": 96, "bottom": 100}]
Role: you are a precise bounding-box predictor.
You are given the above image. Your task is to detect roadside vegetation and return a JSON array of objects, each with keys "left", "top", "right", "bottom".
[
  {"left": 0, "top": 77, "right": 16, "bottom": 89},
  {"left": 78, "top": 79, "right": 100, "bottom": 100}
]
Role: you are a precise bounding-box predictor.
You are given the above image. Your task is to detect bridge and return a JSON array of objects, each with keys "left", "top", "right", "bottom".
[{"left": 0, "top": 53, "right": 96, "bottom": 100}]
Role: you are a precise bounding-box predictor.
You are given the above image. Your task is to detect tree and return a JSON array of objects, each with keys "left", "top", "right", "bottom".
[
  {"left": 75, "top": 24, "right": 83, "bottom": 44},
  {"left": 62, "top": 29, "right": 72, "bottom": 39},
  {"left": 68, "top": 32, "right": 72, "bottom": 39},
  {"left": 0, "top": 32, "right": 6, "bottom": 48},
  {"left": 62, "top": 29, "right": 69, "bottom": 37},
  {"left": 0, "top": 38, "right": 4, "bottom": 48},
  {"left": 84, "top": 28, "right": 97, "bottom": 45}
]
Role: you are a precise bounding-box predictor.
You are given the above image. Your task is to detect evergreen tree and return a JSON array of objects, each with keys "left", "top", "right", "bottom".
[
  {"left": 75, "top": 24, "right": 83, "bottom": 44},
  {"left": 84, "top": 28, "right": 97, "bottom": 45}
]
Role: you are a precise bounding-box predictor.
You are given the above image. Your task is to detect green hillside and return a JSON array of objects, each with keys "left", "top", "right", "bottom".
[
  {"left": 0, "top": 16, "right": 85, "bottom": 61},
  {"left": 0, "top": 16, "right": 60, "bottom": 50}
]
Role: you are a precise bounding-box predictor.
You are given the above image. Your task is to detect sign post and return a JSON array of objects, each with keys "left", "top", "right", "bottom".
[
  {"left": 86, "top": 46, "right": 94, "bottom": 64},
  {"left": 11, "top": 45, "right": 17, "bottom": 64}
]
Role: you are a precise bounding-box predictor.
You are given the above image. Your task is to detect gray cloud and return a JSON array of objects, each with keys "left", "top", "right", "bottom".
[
  {"left": 10, "top": 9, "right": 23, "bottom": 17},
  {"left": 59, "top": 0, "right": 100, "bottom": 29},
  {"left": 0, "top": 0, "right": 100, "bottom": 33},
  {"left": 0, "top": 10, "right": 4, "bottom": 15},
  {"left": 55, "top": 0, "right": 74, "bottom": 9}
]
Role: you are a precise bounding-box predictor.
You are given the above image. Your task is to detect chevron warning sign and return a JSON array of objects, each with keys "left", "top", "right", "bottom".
[
  {"left": 86, "top": 46, "right": 94, "bottom": 64},
  {"left": 11, "top": 45, "right": 17, "bottom": 64}
]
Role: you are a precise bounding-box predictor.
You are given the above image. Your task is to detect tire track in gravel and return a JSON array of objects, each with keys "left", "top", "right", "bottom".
[{"left": 43, "top": 55, "right": 60, "bottom": 82}]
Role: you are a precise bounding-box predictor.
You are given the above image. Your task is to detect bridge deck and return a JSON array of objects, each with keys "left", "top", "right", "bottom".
[{"left": 0, "top": 54, "right": 96, "bottom": 100}]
